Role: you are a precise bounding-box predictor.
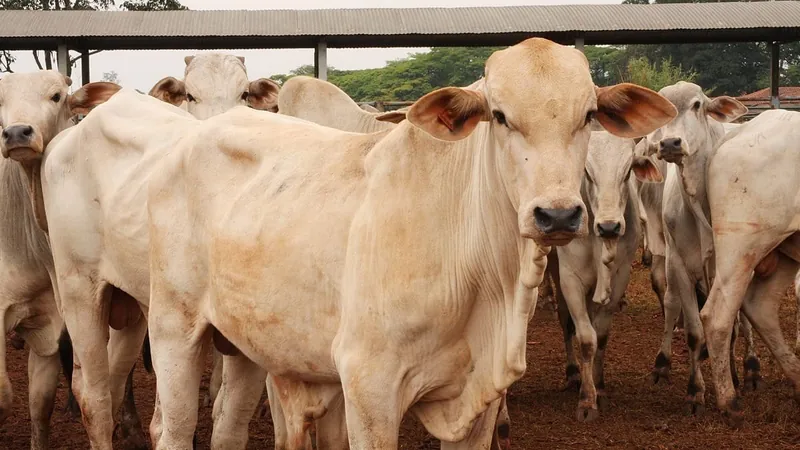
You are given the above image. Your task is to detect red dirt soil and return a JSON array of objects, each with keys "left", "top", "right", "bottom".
[{"left": 2, "top": 254, "right": 800, "bottom": 449}]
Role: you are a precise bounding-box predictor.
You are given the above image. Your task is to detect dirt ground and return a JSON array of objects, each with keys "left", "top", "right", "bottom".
[{"left": 3, "top": 253, "right": 800, "bottom": 449}]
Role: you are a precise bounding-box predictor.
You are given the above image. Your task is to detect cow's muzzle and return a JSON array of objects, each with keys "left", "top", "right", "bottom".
[
  {"left": 657, "top": 137, "right": 685, "bottom": 164},
  {"left": 1, "top": 124, "right": 41, "bottom": 162}
]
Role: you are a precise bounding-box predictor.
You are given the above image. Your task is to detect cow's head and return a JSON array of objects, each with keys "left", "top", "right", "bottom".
[
  {"left": 0, "top": 71, "right": 121, "bottom": 162},
  {"left": 148, "top": 53, "right": 280, "bottom": 119},
  {"left": 654, "top": 81, "right": 747, "bottom": 195},
  {"left": 585, "top": 131, "right": 662, "bottom": 239},
  {"left": 406, "top": 38, "right": 677, "bottom": 247}
]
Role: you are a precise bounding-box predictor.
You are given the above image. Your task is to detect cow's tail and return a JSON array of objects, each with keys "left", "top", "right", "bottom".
[
  {"left": 58, "top": 327, "right": 82, "bottom": 418},
  {"left": 142, "top": 330, "right": 153, "bottom": 374}
]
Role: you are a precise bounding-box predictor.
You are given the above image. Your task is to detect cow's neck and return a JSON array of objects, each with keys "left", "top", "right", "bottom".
[{"left": 0, "top": 158, "right": 51, "bottom": 267}]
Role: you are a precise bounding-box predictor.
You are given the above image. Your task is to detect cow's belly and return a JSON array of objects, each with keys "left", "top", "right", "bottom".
[{"left": 208, "top": 232, "right": 344, "bottom": 382}]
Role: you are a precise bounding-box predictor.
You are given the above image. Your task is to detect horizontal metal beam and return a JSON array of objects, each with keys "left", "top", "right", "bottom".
[{"left": 1, "top": 29, "right": 800, "bottom": 51}]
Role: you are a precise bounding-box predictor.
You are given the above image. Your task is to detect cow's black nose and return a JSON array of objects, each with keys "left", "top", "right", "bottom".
[
  {"left": 534, "top": 206, "right": 582, "bottom": 234},
  {"left": 2, "top": 125, "right": 34, "bottom": 147},
  {"left": 596, "top": 221, "right": 622, "bottom": 238},
  {"left": 659, "top": 137, "right": 682, "bottom": 153}
]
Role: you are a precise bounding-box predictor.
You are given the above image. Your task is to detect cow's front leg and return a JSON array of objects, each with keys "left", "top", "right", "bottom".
[
  {"left": 557, "top": 271, "right": 598, "bottom": 422},
  {"left": 338, "top": 352, "right": 404, "bottom": 450},
  {"left": 210, "top": 353, "right": 265, "bottom": 450}
]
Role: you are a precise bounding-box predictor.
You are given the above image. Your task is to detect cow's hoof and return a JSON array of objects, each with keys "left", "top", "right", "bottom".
[
  {"left": 652, "top": 353, "right": 671, "bottom": 385},
  {"left": 724, "top": 409, "right": 744, "bottom": 429},
  {"left": 562, "top": 365, "right": 581, "bottom": 391},
  {"left": 597, "top": 394, "right": 610, "bottom": 412},
  {"left": 683, "top": 400, "right": 705, "bottom": 417},
  {"left": 743, "top": 357, "right": 762, "bottom": 392},
  {"left": 576, "top": 406, "right": 599, "bottom": 423}
]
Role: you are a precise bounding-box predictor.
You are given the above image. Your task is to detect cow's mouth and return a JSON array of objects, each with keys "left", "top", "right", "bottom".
[
  {"left": 536, "top": 232, "right": 577, "bottom": 247},
  {"left": 5, "top": 147, "right": 41, "bottom": 162}
]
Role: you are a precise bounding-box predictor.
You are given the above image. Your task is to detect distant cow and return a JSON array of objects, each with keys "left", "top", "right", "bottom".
[
  {"left": 647, "top": 82, "right": 758, "bottom": 415},
  {"left": 701, "top": 108, "right": 800, "bottom": 426},
  {"left": 137, "top": 37, "right": 675, "bottom": 448},
  {"left": 0, "top": 71, "right": 119, "bottom": 450},
  {"left": 555, "top": 131, "right": 662, "bottom": 421}
]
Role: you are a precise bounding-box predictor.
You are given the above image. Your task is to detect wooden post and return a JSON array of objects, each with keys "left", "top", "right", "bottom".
[
  {"left": 81, "top": 51, "right": 90, "bottom": 85},
  {"left": 57, "top": 43, "right": 69, "bottom": 76},
  {"left": 770, "top": 41, "right": 780, "bottom": 109},
  {"left": 575, "top": 36, "right": 585, "bottom": 52},
  {"left": 314, "top": 40, "right": 328, "bottom": 81}
]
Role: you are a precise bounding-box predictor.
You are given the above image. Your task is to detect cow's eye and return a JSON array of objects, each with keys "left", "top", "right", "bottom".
[
  {"left": 187, "top": 94, "right": 196, "bottom": 102},
  {"left": 692, "top": 101, "right": 701, "bottom": 111},
  {"left": 51, "top": 93, "right": 61, "bottom": 103},
  {"left": 585, "top": 110, "right": 596, "bottom": 127},
  {"left": 241, "top": 92, "right": 249, "bottom": 101},
  {"left": 492, "top": 110, "right": 507, "bottom": 127}
]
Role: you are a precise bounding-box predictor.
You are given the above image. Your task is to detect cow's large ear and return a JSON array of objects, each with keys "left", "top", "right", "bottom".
[
  {"left": 184, "top": 55, "right": 195, "bottom": 66},
  {"left": 631, "top": 155, "right": 663, "bottom": 183},
  {"left": 407, "top": 87, "right": 489, "bottom": 141},
  {"left": 148, "top": 76, "right": 187, "bottom": 107},
  {"left": 595, "top": 83, "right": 678, "bottom": 139},
  {"left": 374, "top": 110, "right": 407, "bottom": 123},
  {"left": 68, "top": 82, "right": 122, "bottom": 116},
  {"left": 706, "top": 96, "right": 748, "bottom": 123},
  {"left": 248, "top": 78, "right": 280, "bottom": 112}
]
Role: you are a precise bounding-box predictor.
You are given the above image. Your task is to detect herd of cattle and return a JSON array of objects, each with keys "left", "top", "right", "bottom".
[{"left": 0, "top": 37, "right": 799, "bottom": 449}]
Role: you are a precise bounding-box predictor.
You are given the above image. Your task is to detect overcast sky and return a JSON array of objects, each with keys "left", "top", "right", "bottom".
[{"left": 8, "top": 0, "right": 619, "bottom": 91}]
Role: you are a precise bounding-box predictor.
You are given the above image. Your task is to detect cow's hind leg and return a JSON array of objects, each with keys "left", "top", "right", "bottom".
[
  {"left": 556, "top": 294, "right": 580, "bottom": 391},
  {"left": 108, "top": 316, "right": 149, "bottom": 450},
  {"left": 652, "top": 254, "right": 680, "bottom": 385},
  {"left": 205, "top": 348, "right": 223, "bottom": 407},
  {"left": 739, "top": 315, "right": 761, "bottom": 391},
  {"left": 210, "top": 354, "right": 265, "bottom": 450},
  {"left": 740, "top": 254, "right": 800, "bottom": 414},
  {"left": 794, "top": 269, "right": 800, "bottom": 354},
  {"left": 28, "top": 351, "right": 60, "bottom": 450},
  {"left": 59, "top": 275, "right": 115, "bottom": 450},
  {"left": 148, "top": 299, "right": 207, "bottom": 450}
]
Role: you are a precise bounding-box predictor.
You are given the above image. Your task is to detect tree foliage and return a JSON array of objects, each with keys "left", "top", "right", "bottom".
[{"left": 624, "top": 56, "right": 698, "bottom": 92}]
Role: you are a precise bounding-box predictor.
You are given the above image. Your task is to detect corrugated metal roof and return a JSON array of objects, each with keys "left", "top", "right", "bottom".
[
  {"left": 0, "top": 3, "right": 799, "bottom": 49},
  {"left": 0, "top": 3, "right": 798, "bottom": 38}
]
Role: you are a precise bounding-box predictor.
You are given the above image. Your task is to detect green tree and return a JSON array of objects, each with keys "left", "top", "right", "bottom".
[
  {"left": 620, "top": 0, "right": 800, "bottom": 96},
  {"left": 0, "top": 0, "right": 187, "bottom": 73},
  {"left": 624, "top": 56, "right": 697, "bottom": 91}
]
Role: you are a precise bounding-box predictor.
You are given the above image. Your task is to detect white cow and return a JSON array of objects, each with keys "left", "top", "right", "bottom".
[
  {"left": 137, "top": 38, "right": 675, "bottom": 449},
  {"left": 147, "top": 52, "right": 282, "bottom": 411},
  {"left": 266, "top": 75, "right": 511, "bottom": 450},
  {"left": 31, "top": 54, "right": 279, "bottom": 449},
  {"left": 0, "top": 71, "right": 119, "bottom": 449},
  {"left": 700, "top": 109, "right": 800, "bottom": 427},
  {"left": 555, "top": 131, "right": 662, "bottom": 421},
  {"left": 646, "top": 81, "right": 759, "bottom": 415}
]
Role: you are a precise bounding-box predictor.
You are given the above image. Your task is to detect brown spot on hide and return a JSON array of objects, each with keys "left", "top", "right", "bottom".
[{"left": 213, "top": 327, "right": 240, "bottom": 356}]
